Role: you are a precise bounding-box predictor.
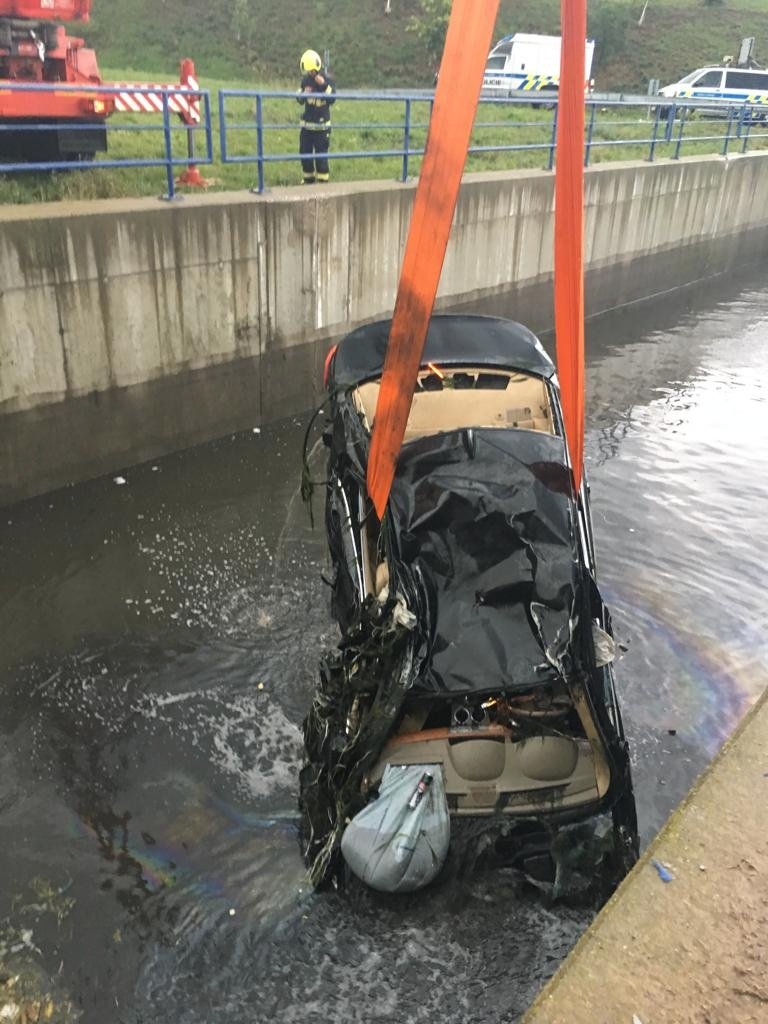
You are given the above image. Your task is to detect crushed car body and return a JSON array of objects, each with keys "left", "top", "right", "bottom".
[{"left": 299, "top": 314, "right": 638, "bottom": 894}]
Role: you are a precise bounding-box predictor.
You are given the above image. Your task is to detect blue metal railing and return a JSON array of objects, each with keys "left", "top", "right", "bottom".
[
  {"left": 1, "top": 83, "right": 766, "bottom": 199},
  {"left": 218, "top": 88, "right": 768, "bottom": 192},
  {"left": 0, "top": 81, "right": 213, "bottom": 199}
]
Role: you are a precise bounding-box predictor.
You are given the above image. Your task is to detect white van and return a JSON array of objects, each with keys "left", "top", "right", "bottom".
[
  {"left": 659, "top": 65, "right": 768, "bottom": 111},
  {"left": 482, "top": 33, "right": 595, "bottom": 98}
]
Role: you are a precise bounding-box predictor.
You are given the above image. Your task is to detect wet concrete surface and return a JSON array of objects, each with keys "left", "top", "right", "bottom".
[
  {"left": 1, "top": 270, "right": 767, "bottom": 1022},
  {"left": 526, "top": 687, "right": 768, "bottom": 1024}
]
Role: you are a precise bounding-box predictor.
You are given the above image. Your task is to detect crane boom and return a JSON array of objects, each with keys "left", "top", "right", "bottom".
[{"left": 0, "top": 1, "right": 92, "bottom": 21}]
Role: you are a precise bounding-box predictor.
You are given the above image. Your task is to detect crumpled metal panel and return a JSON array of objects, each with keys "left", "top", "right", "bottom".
[{"left": 389, "top": 428, "right": 580, "bottom": 695}]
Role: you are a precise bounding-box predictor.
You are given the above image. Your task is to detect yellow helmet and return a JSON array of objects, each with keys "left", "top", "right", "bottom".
[{"left": 300, "top": 49, "right": 322, "bottom": 74}]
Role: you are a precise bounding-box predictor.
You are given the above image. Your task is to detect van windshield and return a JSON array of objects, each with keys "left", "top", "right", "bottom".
[
  {"left": 678, "top": 70, "right": 703, "bottom": 84},
  {"left": 486, "top": 55, "right": 507, "bottom": 70}
]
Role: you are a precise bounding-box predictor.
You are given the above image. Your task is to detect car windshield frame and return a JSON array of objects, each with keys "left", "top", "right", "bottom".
[{"left": 330, "top": 315, "right": 556, "bottom": 391}]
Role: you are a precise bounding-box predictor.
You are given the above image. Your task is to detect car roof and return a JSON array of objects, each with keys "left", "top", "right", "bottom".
[{"left": 330, "top": 314, "right": 555, "bottom": 389}]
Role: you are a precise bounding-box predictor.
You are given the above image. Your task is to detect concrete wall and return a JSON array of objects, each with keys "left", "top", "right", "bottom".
[
  {"left": 525, "top": 686, "right": 768, "bottom": 1024},
  {"left": 3, "top": 152, "right": 768, "bottom": 505}
]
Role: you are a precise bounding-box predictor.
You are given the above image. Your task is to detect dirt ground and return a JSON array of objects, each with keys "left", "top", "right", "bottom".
[{"left": 525, "top": 689, "right": 768, "bottom": 1024}]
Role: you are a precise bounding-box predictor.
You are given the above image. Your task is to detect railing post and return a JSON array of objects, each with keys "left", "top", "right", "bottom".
[
  {"left": 741, "top": 104, "right": 754, "bottom": 154},
  {"left": 584, "top": 101, "right": 596, "bottom": 167},
  {"left": 722, "top": 106, "right": 735, "bottom": 156},
  {"left": 735, "top": 101, "right": 747, "bottom": 141},
  {"left": 218, "top": 89, "right": 228, "bottom": 164},
  {"left": 664, "top": 102, "right": 676, "bottom": 144},
  {"left": 256, "top": 93, "right": 265, "bottom": 194},
  {"left": 547, "top": 100, "right": 558, "bottom": 170},
  {"left": 672, "top": 105, "right": 687, "bottom": 160},
  {"left": 648, "top": 104, "right": 662, "bottom": 161},
  {"left": 401, "top": 97, "right": 412, "bottom": 182},
  {"left": 204, "top": 92, "right": 213, "bottom": 162},
  {"left": 161, "top": 92, "right": 176, "bottom": 199}
]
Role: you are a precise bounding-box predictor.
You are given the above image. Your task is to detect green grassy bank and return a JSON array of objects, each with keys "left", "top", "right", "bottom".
[
  {"left": 84, "top": 0, "right": 768, "bottom": 91},
  {"left": 1, "top": 63, "right": 765, "bottom": 206}
]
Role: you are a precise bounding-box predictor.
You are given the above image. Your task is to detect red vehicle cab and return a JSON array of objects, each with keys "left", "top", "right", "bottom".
[{"left": 0, "top": 0, "right": 113, "bottom": 161}]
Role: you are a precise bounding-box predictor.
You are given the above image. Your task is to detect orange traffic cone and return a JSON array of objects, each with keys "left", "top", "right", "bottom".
[{"left": 175, "top": 164, "right": 211, "bottom": 188}]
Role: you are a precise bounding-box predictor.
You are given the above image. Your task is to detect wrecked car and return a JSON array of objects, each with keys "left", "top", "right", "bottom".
[{"left": 299, "top": 314, "right": 638, "bottom": 894}]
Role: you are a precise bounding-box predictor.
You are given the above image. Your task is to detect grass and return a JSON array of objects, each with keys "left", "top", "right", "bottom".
[
  {"left": 82, "top": 0, "right": 768, "bottom": 90},
  {"left": 4, "top": 0, "right": 768, "bottom": 202},
  {"left": 1, "top": 66, "right": 767, "bottom": 205}
]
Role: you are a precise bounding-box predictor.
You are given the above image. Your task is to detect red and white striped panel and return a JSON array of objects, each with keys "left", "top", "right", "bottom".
[{"left": 113, "top": 79, "right": 201, "bottom": 123}]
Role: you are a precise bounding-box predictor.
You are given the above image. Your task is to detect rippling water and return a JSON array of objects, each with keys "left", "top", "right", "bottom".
[{"left": 1, "top": 273, "right": 767, "bottom": 1022}]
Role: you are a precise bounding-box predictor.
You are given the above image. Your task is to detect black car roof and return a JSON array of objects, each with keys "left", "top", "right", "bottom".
[{"left": 330, "top": 314, "right": 555, "bottom": 388}]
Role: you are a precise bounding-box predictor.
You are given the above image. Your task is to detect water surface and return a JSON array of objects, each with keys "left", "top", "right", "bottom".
[{"left": 1, "top": 271, "right": 767, "bottom": 1022}]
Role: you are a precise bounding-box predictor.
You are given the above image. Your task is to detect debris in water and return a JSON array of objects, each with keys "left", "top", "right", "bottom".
[
  {"left": 651, "top": 859, "right": 674, "bottom": 883},
  {"left": 228, "top": 908, "right": 236, "bottom": 916},
  {"left": 252, "top": 427, "right": 261, "bottom": 434},
  {"left": 151, "top": 465, "right": 159, "bottom": 472},
  {"left": 257, "top": 682, "right": 265, "bottom": 691},
  {"left": 667, "top": 728, "right": 677, "bottom": 736},
  {"left": 113, "top": 476, "right": 126, "bottom": 485}
]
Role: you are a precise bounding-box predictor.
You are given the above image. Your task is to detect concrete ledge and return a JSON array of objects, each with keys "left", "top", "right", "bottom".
[
  {"left": 3, "top": 153, "right": 768, "bottom": 504},
  {"left": 524, "top": 687, "right": 768, "bottom": 1024}
]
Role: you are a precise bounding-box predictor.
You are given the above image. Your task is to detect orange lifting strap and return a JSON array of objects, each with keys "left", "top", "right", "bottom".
[
  {"left": 554, "top": 0, "right": 587, "bottom": 493},
  {"left": 366, "top": 0, "right": 500, "bottom": 519}
]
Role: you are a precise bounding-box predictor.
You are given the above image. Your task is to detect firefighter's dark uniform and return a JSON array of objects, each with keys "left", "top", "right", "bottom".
[{"left": 297, "top": 71, "right": 335, "bottom": 183}]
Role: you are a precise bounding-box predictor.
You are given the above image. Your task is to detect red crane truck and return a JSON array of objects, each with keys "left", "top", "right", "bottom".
[{"left": 0, "top": 0, "right": 200, "bottom": 164}]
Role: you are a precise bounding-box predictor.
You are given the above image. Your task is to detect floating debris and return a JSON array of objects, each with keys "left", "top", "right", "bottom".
[
  {"left": 113, "top": 476, "right": 126, "bottom": 486},
  {"left": 651, "top": 859, "right": 674, "bottom": 883}
]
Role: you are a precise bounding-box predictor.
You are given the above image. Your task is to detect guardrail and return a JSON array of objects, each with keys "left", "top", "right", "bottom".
[
  {"left": 1, "top": 84, "right": 766, "bottom": 200},
  {"left": 219, "top": 88, "right": 768, "bottom": 193},
  {"left": 0, "top": 81, "right": 213, "bottom": 198}
]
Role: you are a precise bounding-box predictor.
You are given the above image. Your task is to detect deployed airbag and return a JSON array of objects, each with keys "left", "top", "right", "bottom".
[{"left": 341, "top": 764, "right": 450, "bottom": 892}]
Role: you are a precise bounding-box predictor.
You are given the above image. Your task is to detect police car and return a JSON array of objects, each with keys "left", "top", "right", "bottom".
[{"left": 659, "top": 65, "right": 768, "bottom": 117}]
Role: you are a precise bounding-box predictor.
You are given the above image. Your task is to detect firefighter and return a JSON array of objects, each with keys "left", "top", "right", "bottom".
[{"left": 297, "top": 49, "right": 336, "bottom": 184}]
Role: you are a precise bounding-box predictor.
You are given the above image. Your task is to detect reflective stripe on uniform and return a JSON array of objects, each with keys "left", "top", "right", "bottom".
[{"left": 300, "top": 120, "right": 331, "bottom": 130}]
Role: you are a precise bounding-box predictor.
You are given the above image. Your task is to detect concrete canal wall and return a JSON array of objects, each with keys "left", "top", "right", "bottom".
[
  {"left": 524, "top": 686, "right": 768, "bottom": 1024},
  {"left": 3, "top": 151, "right": 768, "bottom": 504}
]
